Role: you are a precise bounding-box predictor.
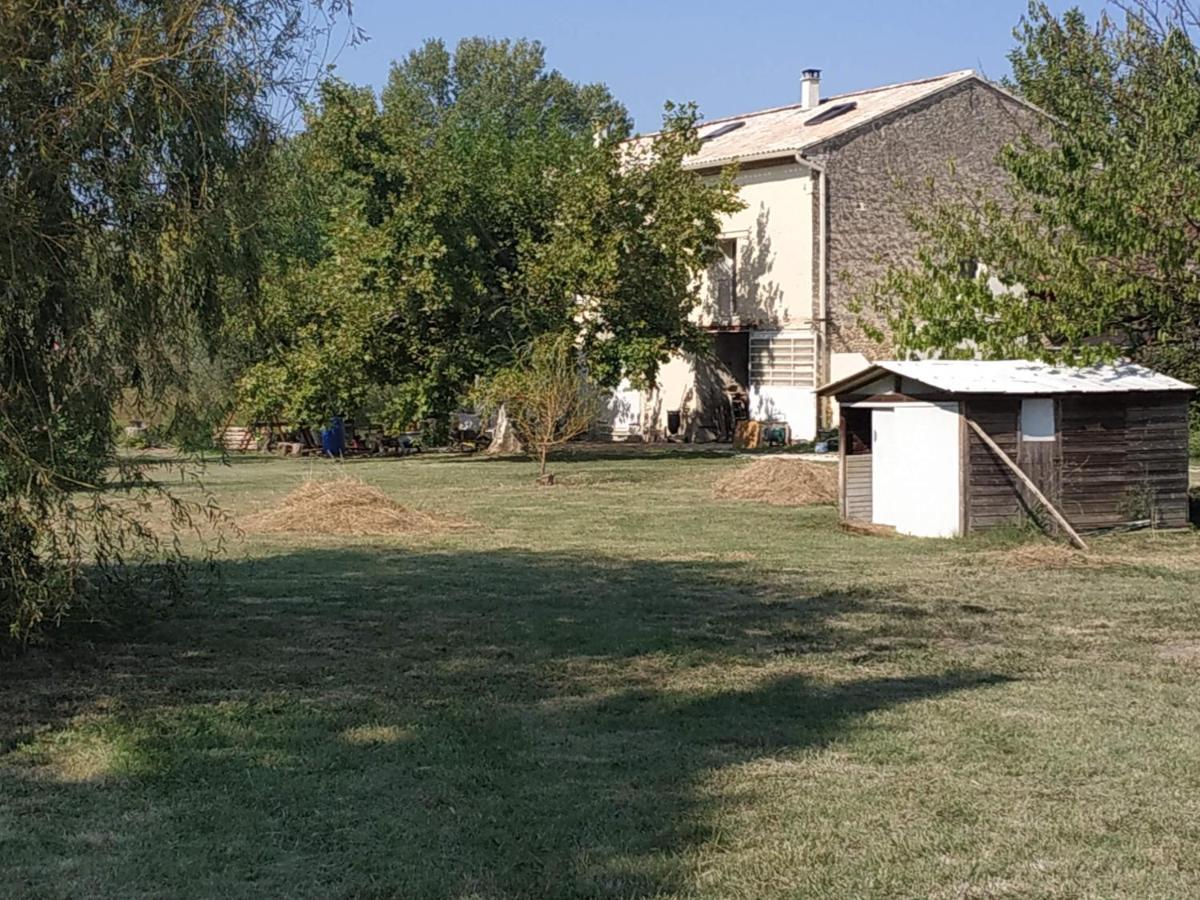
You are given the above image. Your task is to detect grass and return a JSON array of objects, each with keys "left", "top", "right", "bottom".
[{"left": 3, "top": 448, "right": 1200, "bottom": 898}]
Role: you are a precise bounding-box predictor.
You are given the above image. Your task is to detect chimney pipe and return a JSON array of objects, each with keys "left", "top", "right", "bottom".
[{"left": 801, "top": 68, "right": 821, "bottom": 110}]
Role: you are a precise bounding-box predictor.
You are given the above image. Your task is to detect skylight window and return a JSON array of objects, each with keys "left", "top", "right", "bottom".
[
  {"left": 700, "top": 120, "right": 745, "bottom": 142},
  {"left": 804, "top": 101, "right": 857, "bottom": 126}
]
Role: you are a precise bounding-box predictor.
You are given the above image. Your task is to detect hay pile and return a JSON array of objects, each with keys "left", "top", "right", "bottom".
[
  {"left": 713, "top": 458, "right": 838, "bottom": 506},
  {"left": 242, "top": 477, "right": 459, "bottom": 536}
]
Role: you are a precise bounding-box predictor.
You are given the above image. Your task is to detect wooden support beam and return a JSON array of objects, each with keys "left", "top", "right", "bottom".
[
  {"left": 837, "top": 413, "right": 847, "bottom": 520},
  {"left": 964, "top": 417, "right": 1088, "bottom": 551}
]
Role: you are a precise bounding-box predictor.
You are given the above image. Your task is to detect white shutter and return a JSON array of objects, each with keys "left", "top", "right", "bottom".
[{"left": 749, "top": 332, "right": 815, "bottom": 388}]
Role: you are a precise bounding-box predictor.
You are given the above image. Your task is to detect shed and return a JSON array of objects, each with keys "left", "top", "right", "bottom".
[{"left": 817, "top": 360, "right": 1195, "bottom": 538}]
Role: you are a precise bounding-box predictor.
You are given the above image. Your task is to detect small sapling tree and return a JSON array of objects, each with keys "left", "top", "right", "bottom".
[{"left": 479, "top": 333, "right": 604, "bottom": 484}]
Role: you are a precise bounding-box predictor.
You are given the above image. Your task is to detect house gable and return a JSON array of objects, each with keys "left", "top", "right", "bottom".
[{"left": 806, "top": 78, "right": 1044, "bottom": 371}]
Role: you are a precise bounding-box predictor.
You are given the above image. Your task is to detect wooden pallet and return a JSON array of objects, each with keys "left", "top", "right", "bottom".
[{"left": 219, "top": 426, "right": 256, "bottom": 452}]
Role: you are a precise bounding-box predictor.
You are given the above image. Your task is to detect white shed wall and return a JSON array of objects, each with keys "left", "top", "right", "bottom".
[{"left": 871, "top": 402, "right": 961, "bottom": 537}]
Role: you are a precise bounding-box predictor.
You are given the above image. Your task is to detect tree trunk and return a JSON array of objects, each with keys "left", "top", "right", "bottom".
[
  {"left": 535, "top": 444, "right": 555, "bottom": 485},
  {"left": 486, "top": 404, "right": 523, "bottom": 454}
]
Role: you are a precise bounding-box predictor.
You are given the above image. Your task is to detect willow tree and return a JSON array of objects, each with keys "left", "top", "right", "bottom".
[
  {"left": 863, "top": 1, "right": 1200, "bottom": 424},
  {"left": 0, "top": 0, "right": 348, "bottom": 641}
]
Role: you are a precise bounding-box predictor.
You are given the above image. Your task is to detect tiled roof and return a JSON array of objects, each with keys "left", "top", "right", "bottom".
[{"left": 631, "top": 69, "right": 981, "bottom": 169}]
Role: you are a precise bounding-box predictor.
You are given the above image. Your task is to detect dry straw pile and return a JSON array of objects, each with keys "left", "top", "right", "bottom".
[
  {"left": 241, "top": 477, "right": 461, "bottom": 537},
  {"left": 713, "top": 458, "right": 838, "bottom": 506}
]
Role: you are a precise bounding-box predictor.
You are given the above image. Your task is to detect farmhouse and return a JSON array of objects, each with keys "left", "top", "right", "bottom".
[
  {"left": 818, "top": 360, "right": 1195, "bottom": 539},
  {"left": 603, "top": 68, "right": 1042, "bottom": 443}
]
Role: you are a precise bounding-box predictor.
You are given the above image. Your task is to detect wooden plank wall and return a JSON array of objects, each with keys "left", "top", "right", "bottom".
[
  {"left": 1059, "top": 396, "right": 1130, "bottom": 530},
  {"left": 964, "top": 398, "right": 1029, "bottom": 530},
  {"left": 1125, "top": 394, "right": 1191, "bottom": 529},
  {"left": 1016, "top": 430, "right": 1062, "bottom": 506},
  {"left": 845, "top": 454, "right": 873, "bottom": 521},
  {"left": 967, "top": 392, "right": 1191, "bottom": 532},
  {"left": 219, "top": 426, "right": 256, "bottom": 452}
]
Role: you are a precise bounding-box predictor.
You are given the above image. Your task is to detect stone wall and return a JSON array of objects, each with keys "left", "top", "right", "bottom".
[{"left": 808, "top": 80, "right": 1043, "bottom": 359}]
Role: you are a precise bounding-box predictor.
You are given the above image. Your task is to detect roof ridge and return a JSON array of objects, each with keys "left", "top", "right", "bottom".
[
  {"left": 826, "top": 68, "right": 976, "bottom": 103},
  {"left": 637, "top": 69, "right": 979, "bottom": 138}
]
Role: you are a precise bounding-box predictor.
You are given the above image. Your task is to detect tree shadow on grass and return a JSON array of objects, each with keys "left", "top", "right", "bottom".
[{"left": 0, "top": 548, "right": 1009, "bottom": 898}]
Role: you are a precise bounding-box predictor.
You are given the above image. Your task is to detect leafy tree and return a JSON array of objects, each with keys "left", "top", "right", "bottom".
[
  {"left": 477, "top": 332, "right": 604, "bottom": 483},
  {"left": 863, "top": 1, "right": 1200, "bottom": 414},
  {"left": 235, "top": 38, "right": 741, "bottom": 431},
  {"left": 0, "top": 0, "right": 346, "bottom": 641}
]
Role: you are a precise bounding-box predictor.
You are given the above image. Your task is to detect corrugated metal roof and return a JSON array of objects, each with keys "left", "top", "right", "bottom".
[
  {"left": 819, "top": 360, "right": 1196, "bottom": 397},
  {"left": 629, "top": 69, "right": 980, "bottom": 170}
]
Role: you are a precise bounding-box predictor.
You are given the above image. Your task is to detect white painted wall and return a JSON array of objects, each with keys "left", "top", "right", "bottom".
[
  {"left": 643, "top": 354, "right": 701, "bottom": 440},
  {"left": 642, "top": 345, "right": 820, "bottom": 441},
  {"left": 597, "top": 379, "right": 643, "bottom": 439},
  {"left": 830, "top": 352, "right": 871, "bottom": 384},
  {"left": 748, "top": 386, "right": 817, "bottom": 440},
  {"left": 637, "top": 162, "right": 820, "bottom": 440},
  {"left": 696, "top": 163, "right": 815, "bottom": 329},
  {"left": 871, "top": 403, "right": 962, "bottom": 537},
  {"left": 828, "top": 351, "right": 874, "bottom": 424}
]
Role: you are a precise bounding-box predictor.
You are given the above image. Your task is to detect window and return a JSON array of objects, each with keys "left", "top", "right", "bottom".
[
  {"left": 804, "top": 101, "right": 857, "bottom": 126},
  {"left": 711, "top": 238, "right": 737, "bottom": 318},
  {"left": 701, "top": 120, "right": 745, "bottom": 142},
  {"left": 1020, "top": 398, "right": 1056, "bottom": 441},
  {"left": 750, "top": 332, "right": 816, "bottom": 388}
]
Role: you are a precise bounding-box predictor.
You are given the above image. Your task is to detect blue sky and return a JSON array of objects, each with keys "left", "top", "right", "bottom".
[{"left": 328, "top": 0, "right": 1109, "bottom": 131}]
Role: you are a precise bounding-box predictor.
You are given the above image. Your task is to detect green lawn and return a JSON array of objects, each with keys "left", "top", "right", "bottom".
[{"left": 3, "top": 449, "right": 1200, "bottom": 898}]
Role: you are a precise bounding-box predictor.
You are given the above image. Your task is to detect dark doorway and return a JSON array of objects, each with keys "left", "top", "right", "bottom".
[
  {"left": 713, "top": 331, "right": 750, "bottom": 390},
  {"left": 690, "top": 331, "right": 750, "bottom": 441}
]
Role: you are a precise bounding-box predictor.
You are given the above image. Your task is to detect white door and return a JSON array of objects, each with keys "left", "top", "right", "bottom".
[
  {"left": 871, "top": 409, "right": 899, "bottom": 526},
  {"left": 891, "top": 403, "right": 962, "bottom": 538}
]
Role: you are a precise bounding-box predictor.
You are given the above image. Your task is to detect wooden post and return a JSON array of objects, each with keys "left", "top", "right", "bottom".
[
  {"left": 964, "top": 417, "right": 1088, "bottom": 551},
  {"left": 837, "top": 413, "right": 847, "bottom": 520}
]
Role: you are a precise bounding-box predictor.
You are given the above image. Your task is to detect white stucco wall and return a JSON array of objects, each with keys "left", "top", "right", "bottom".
[
  {"left": 748, "top": 384, "right": 817, "bottom": 441},
  {"left": 696, "top": 163, "right": 815, "bottom": 329},
  {"left": 643, "top": 354, "right": 702, "bottom": 440},
  {"left": 827, "top": 351, "right": 874, "bottom": 424},
  {"left": 596, "top": 379, "right": 643, "bottom": 439},
  {"left": 642, "top": 349, "right": 819, "bottom": 442},
  {"left": 830, "top": 352, "right": 871, "bottom": 384},
  {"left": 638, "top": 162, "right": 819, "bottom": 441}
]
